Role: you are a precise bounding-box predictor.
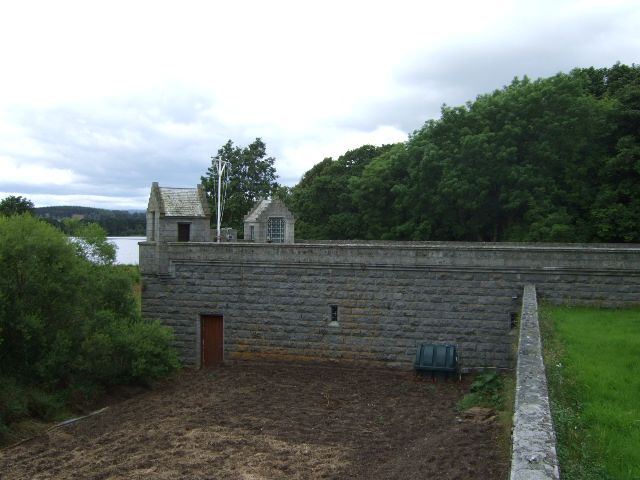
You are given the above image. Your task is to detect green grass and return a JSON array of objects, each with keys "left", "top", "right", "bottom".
[
  {"left": 458, "top": 371, "right": 507, "bottom": 411},
  {"left": 541, "top": 305, "right": 640, "bottom": 480},
  {"left": 457, "top": 370, "right": 515, "bottom": 459}
]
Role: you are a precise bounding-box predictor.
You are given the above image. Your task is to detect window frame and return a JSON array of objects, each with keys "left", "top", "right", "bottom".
[{"left": 267, "top": 217, "right": 285, "bottom": 243}]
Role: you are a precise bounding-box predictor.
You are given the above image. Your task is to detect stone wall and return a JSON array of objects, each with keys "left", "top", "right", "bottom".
[
  {"left": 510, "top": 284, "right": 560, "bottom": 480},
  {"left": 146, "top": 210, "right": 159, "bottom": 241},
  {"left": 158, "top": 216, "right": 211, "bottom": 242},
  {"left": 140, "top": 241, "right": 640, "bottom": 368}
]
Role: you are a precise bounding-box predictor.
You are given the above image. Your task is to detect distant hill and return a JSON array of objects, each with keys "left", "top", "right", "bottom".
[{"left": 35, "top": 206, "right": 146, "bottom": 236}]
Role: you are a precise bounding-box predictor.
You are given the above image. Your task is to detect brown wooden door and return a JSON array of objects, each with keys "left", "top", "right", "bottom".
[{"left": 201, "top": 315, "right": 224, "bottom": 367}]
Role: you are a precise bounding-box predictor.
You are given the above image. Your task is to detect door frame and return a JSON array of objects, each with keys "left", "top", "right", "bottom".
[{"left": 198, "top": 313, "right": 224, "bottom": 368}]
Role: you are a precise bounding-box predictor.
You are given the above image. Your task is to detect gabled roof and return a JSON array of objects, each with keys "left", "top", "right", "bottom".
[
  {"left": 244, "top": 198, "right": 272, "bottom": 222},
  {"left": 243, "top": 198, "right": 294, "bottom": 222},
  {"left": 148, "top": 182, "right": 210, "bottom": 217}
]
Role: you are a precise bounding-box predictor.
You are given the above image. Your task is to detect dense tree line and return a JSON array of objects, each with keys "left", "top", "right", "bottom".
[
  {"left": 287, "top": 144, "right": 396, "bottom": 239},
  {"left": 286, "top": 63, "right": 640, "bottom": 242},
  {"left": 36, "top": 206, "right": 146, "bottom": 236}
]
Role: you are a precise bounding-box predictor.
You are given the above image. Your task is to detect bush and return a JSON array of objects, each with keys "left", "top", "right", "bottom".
[
  {"left": 458, "top": 370, "right": 505, "bottom": 410},
  {"left": 77, "top": 314, "right": 180, "bottom": 387},
  {"left": 121, "top": 319, "right": 181, "bottom": 384},
  {"left": 0, "top": 376, "right": 69, "bottom": 442},
  {"left": 0, "top": 215, "right": 179, "bottom": 437},
  {"left": 23, "top": 388, "right": 66, "bottom": 420},
  {"left": 0, "top": 215, "right": 84, "bottom": 381},
  {"left": 0, "top": 377, "right": 28, "bottom": 431}
]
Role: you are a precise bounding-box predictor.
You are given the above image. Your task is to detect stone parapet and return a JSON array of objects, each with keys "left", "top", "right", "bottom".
[{"left": 140, "top": 240, "right": 640, "bottom": 274}]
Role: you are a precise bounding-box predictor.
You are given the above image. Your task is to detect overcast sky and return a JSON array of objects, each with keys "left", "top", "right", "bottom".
[{"left": 1, "top": 0, "right": 638, "bottom": 210}]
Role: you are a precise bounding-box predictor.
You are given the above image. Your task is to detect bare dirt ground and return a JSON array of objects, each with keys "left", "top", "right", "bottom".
[{"left": 1, "top": 362, "right": 509, "bottom": 479}]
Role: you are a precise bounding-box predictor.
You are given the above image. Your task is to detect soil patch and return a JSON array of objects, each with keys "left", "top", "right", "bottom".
[{"left": 1, "top": 362, "right": 509, "bottom": 479}]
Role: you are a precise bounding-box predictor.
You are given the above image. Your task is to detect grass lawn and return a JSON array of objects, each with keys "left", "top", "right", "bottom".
[{"left": 541, "top": 306, "right": 640, "bottom": 480}]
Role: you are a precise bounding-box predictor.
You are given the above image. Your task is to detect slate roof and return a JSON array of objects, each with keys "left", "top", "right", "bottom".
[
  {"left": 156, "top": 186, "right": 210, "bottom": 217},
  {"left": 243, "top": 198, "right": 294, "bottom": 223}
]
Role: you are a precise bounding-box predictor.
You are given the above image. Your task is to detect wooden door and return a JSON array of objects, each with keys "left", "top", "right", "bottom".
[{"left": 201, "top": 315, "right": 224, "bottom": 367}]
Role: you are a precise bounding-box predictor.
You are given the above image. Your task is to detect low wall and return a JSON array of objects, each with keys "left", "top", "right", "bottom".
[
  {"left": 511, "top": 285, "right": 560, "bottom": 479},
  {"left": 140, "top": 241, "right": 640, "bottom": 368}
]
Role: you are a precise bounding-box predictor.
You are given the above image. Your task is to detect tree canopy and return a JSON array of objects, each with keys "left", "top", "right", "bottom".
[
  {"left": 201, "top": 138, "right": 278, "bottom": 235},
  {"left": 287, "top": 144, "right": 397, "bottom": 239},
  {"left": 285, "top": 63, "right": 640, "bottom": 243},
  {"left": 62, "top": 217, "right": 117, "bottom": 265},
  {"left": 35, "top": 206, "right": 146, "bottom": 236},
  {"left": 0, "top": 195, "right": 34, "bottom": 216},
  {"left": 0, "top": 215, "right": 178, "bottom": 438}
]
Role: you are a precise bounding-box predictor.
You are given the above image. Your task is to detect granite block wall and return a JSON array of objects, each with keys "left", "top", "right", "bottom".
[
  {"left": 157, "top": 216, "right": 211, "bottom": 242},
  {"left": 140, "top": 241, "right": 640, "bottom": 368}
]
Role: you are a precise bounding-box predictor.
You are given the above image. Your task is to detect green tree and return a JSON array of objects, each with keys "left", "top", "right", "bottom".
[
  {"left": 398, "top": 72, "right": 615, "bottom": 241},
  {"left": 288, "top": 144, "right": 396, "bottom": 239},
  {"left": 201, "top": 138, "right": 278, "bottom": 235},
  {"left": 350, "top": 143, "right": 412, "bottom": 239},
  {"left": 587, "top": 63, "right": 640, "bottom": 242},
  {"left": 0, "top": 215, "right": 178, "bottom": 436},
  {"left": 34, "top": 206, "right": 146, "bottom": 236},
  {"left": 0, "top": 195, "right": 34, "bottom": 216},
  {"left": 62, "top": 218, "right": 116, "bottom": 265},
  {"left": 287, "top": 62, "right": 639, "bottom": 243}
]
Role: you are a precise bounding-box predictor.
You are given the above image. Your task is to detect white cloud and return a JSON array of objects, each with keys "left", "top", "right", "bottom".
[
  {"left": 0, "top": 0, "right": 638, "bottom": 209},
  {"left": 278, "top": 125, "right": 408, "bottom": 183},
  {"left": 0, "top": 191, "right": 148, "bottom": 210},
  {"left": 0, "top": 156, "right": 80, "bottom": 186}
]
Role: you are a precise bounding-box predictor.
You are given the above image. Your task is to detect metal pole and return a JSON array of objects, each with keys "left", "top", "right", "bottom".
[{"left": 216, "top": 156, "right": 222, "bottom": 242}]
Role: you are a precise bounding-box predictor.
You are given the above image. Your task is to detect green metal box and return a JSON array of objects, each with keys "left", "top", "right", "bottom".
[{"left": 414, "top": 344, "right": 458, "bottom": 374}]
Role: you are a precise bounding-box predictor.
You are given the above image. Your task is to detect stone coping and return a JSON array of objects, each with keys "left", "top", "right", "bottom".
[
  {"left": 140, "top": 240, "right": 640, "bottom": 276},
  {"left": 139, "top": 239, "right": 640, "bottom": 252},
  {"left": 510, "top": 284, "right": 560, "bottom": 480}
]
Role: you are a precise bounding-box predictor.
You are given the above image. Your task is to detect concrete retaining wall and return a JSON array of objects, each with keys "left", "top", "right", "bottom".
[{"left": 140, "top": 241, "right": 640, "bottom": 369}]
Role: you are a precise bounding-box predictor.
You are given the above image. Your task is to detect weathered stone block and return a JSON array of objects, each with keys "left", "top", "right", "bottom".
[{"left": 141, "top": 241, "right": 640, "bottom": 368}]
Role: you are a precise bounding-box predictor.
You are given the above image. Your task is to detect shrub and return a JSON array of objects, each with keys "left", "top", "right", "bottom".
[
  {"left": 76, "top": 313, "right": 180, "bottom": 387},
  {"left": 0, "top": 376, "right": 68, "bottom": 442},
  {"left": 0, "top": 215, "right": 179, "bottom": 437},
  {"left": 0, "top": 377, "right": 28, "bottom": 434},
  {"left": 458, "top": 370, "right": 505, "bottom": 410},
  {"left": 116, "top": 319, "right": 181, "bottom": 385},
  {"left": 0, "top": 214, "right": 85, "bottom": 381}
]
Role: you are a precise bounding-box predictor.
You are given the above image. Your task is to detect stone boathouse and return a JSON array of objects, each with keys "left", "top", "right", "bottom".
[{"left": 140, "top": 183, "right": 640, "bottom": 369}]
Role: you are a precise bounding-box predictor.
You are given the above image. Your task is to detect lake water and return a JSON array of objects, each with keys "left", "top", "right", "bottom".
[{"left": 108, "top": 236, "right": 145, "bottom": 265}]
